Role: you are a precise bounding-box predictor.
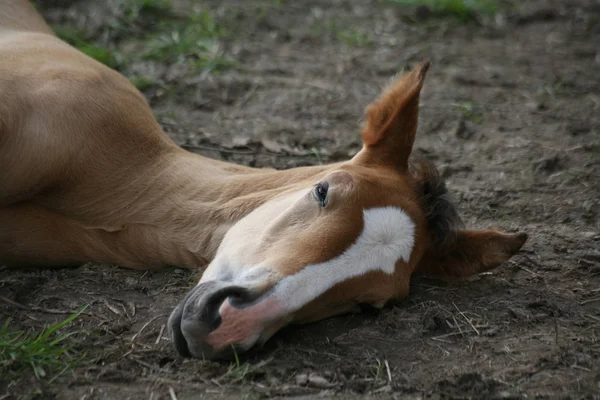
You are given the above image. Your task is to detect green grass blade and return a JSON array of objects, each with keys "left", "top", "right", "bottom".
[{"left": 0, "top": 304, "right": 90, "bottom": 381}]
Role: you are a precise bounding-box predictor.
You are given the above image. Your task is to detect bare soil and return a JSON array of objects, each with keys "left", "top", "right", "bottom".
[{"left": 1, "top": 0, "right": 599, "bottom": 399}]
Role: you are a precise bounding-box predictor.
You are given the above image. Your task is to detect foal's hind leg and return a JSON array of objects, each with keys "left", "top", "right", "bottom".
[
  {"left": 0, "top": 204, "right": 94, "bottom": 267},
  {"left": 0, "top": 204, "right": 175, "bottom": 269},
  {"left": 0, "top": 123, "right": 68, "bottom": 207}
]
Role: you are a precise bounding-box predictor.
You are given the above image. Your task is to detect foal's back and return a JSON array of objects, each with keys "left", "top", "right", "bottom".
[
  {"left": 0, "top": 0, "right": 53, "bottom": 34},
  {"left": 0, "top": 0, "right": 172, "bottom": 208},
  {"left": 0, "top": 0, "right": 183, "bottom": 267}
]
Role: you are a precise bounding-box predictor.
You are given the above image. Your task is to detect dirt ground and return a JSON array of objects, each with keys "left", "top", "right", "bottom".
[{"left": 1, "top": 0, "right": 599, "bottom": 398}]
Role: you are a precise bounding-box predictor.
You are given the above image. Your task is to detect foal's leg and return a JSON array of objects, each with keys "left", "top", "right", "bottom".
[
  {"left": 0, "top": 204, "right": 189, "bottom": 269},
  {"left": 0, "top": 204, "right": 95, "bottom": 267},
  {"left": 0, "top": 113, "right": 71, "bottom": 208}
]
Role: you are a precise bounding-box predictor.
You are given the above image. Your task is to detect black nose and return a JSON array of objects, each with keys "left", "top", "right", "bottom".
[{"left": 168, "top": 281, "right": 252, "bottom": 358}]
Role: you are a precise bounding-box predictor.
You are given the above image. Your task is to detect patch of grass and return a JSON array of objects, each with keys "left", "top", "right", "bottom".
[
  {"left": 219, "top": 355, "right": 271, "bottom": 385},
  {"left": 128, "top": 75, "right": 159, "bottom": 90},
  {"left": 310, "top": 147, "right": 324, "bottom": 165},
  {"left": 331, "top": 24, "right": 373, "bottom": 47},
  {"left": 371, "top": 358, "right": 384, "bottom": 381},
  {"left": 122, "top": 0, "right": 173, "bottom": 20},
  {"left": 51, "top": 0, "right": 234, "bottom": 77},
  {"left": 231, "top": 344, "right": 241, "bottom": 368},
  {"left": 336, "top": 29, "right": 374, "bottom": 46},
  {"left": 541, "top": 80, "right": 568, "bottom": 98},
  {"left": 190, "top": 42, "right": 235, "bottom": 74},
  {"left": 533, "top": 79, "right": 571, "bottom": 107},
  {"left": 326, "top": 21, "right": 373, "bottom": 46},
  {"left": 453, "top": 100, "right": 485, "bottom": 124},
  {"left": 389, "top": 0, "right": 497, "bottom": 22},
  {"left": 54, "top": 26, "right": 118, "bottom": 68},
  {"left": 220, "top": 362, "right": 266, "bottom": 384},
  {"left": 115, "top": 1, "right": 235, "bottom": 75},
  {"left": 142, "top": 11, "right": 233, "bottom": 73},
  {"left": 111, "top": 0, "right": 176, "bottom": 39},
  {"left": 0, "top": 306, "right": 89, "bottom": 381}
]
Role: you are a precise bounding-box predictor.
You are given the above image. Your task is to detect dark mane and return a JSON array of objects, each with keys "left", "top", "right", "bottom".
[{"left": 409, "top": 158, "right": 464, "bottom": 245}]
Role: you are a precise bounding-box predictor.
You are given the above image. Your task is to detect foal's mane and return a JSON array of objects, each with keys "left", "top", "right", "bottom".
[{"left": 409, "top": 158, "right": 464, "bottom": 245}]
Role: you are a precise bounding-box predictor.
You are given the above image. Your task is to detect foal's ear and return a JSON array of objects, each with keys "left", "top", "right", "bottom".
[
  {"left": 354, "top": 60, "right": 430, "bottom": 170},
  {"left": 417, "top": 230, "right": 528, "bottom": 280}
]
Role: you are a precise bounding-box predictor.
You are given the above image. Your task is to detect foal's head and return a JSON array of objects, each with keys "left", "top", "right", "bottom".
[{"left": 169, "top": 61, "right": 527, "bottom": 359}]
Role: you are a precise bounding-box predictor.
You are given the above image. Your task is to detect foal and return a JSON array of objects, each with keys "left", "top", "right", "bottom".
[{"left": 0, "top": 0, "right": 527, "bottom": 359}]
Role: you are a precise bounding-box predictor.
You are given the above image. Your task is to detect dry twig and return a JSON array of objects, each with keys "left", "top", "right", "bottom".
[
  {"left": 155, "top": 324, "right": 166, "bottom": 345},
  {"left": 453, "top": 302, "right": 480, "bottom": 335},
  {"left": 0, "top": 295, "right": 92, "bottom": 316},
  {"left": 131, "top": 314, "right": 169, "bottom": 342},
  {"left": 384, "top": 360, "right": 392, "bottom": 383}
]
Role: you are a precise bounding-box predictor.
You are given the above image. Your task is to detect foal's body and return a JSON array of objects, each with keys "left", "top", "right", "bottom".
[
  {"left": 0, "top": 2, "right": 330, "bottom": 269},
  {"left": 1, "top": 0, "right": 527, "bottom": 360}
]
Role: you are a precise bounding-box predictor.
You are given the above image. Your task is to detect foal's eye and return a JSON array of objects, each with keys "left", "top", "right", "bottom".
[{"left": 313, "top": 182, "right": 329, "bottom": 207}]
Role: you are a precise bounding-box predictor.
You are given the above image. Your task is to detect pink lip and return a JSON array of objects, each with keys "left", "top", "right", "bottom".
[{"left": 205, "top": 294, "right": 286, "bottom": 351}]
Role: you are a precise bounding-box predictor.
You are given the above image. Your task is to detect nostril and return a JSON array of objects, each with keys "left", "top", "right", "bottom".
[
  {"left": 170, "top": 282, "right": 258, "bottom": 359},
  {"left": 201, "top": 286, "right": 252, "bottom": 327},
  {"left": 180, "top": 284, "right": 254, "bottom": 333},
  {"left": 223, "top": 286, "right": 255, "bottom": 305}
]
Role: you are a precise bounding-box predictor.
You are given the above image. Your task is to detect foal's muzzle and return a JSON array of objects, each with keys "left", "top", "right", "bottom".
[{"left": 168, "top": 281, "right": 256, "bottom": 359}]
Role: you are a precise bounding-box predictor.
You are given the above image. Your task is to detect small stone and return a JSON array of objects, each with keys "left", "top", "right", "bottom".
[
  {"left": 497, "top": 390, "right": 513, "bottom": 398},
  {"left": 295, "top": 373, "right": 308, "bottom": 385},
  {"left": 527, "top": 100, "right": 547, "bottom": 111},
  {"left": 482, "top": 327, "right": 499, "bottom": 337},
  {"left": 267, "top": 376, "right": 281, "bottom": 386},
  {"left": 374, "top": 384, "right": 392, "bottom": 393},
  {"left": 308, "top": 374, "right": 334, "bottom": 388}
]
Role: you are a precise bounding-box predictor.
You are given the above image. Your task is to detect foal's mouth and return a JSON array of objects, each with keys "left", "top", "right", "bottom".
[{"left": 168, "top": 281, "right": 285, "bottom": 359}]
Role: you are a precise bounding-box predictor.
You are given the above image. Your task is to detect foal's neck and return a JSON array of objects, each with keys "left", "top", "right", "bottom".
[{"left": 103, "top": 148, "right": 334, "bottom": 268}]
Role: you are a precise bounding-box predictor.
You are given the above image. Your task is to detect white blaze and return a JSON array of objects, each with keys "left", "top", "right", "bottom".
[{"left": 272, "top": 206, "right": 415, "bottom": 312}]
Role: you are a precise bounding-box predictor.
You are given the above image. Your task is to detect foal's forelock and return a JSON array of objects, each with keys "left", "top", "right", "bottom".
[{"left": 410, "top": 158, "right": 464, "bottom": 246}]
